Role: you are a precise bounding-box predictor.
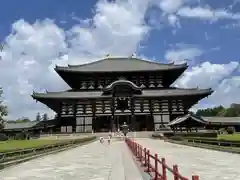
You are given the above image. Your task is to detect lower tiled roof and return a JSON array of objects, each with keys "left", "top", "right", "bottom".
[
  {"left": 4, "top": 121, "right": 38, "bottom": 130},
  {"left": 203, "top": 117, "right": 240, "bottom": 124},
  {"left": 3, "top": 119, "right": 57, "bottom": 130},
  {"left": 168, "top": 114, "right": 207, "bottom": 126},
  {"left": 32, "top": 88, "right": 213, "bottom": 99}
]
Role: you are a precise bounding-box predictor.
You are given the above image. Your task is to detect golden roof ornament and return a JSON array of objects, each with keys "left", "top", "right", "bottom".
[{"left": 130, "top": 53, "right": 136, "bottom": 58}]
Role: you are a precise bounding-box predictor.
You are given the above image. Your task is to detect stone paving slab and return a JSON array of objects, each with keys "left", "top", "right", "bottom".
[
  {"left": 135, "top": 138, "right": 240, "bottom": 180},
  {"left": 120, "top": 142, "right": 143, "bottom": 180},
  {"left": 0, "top": 139, "right": 143, "bottom": 180}
]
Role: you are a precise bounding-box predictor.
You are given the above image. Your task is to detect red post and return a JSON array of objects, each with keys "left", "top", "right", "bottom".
[
  {"left": 161, "top": 158, "right": 167, "bottom": 180},
  {"left": 144, "top": 150, "right": 150, "bottom": 172},
  {"left": 192, "top": 175, "right": 199, "bottom": 180},
  {"left": 173, "top": 165, "right": 179, "bottom": 180},
  {"left": 137, "top": 144, "right": 139, "bottom": 158},
  {"left": 135, "top": 143, "right": 137, "bottom": 156},
  {"left": 135, "top": 144, "right": 137, "bottom": 156},
  {"left": 154, "top": 153, "right": 158, "bottom": 180},
  {"left": 136, "top": 143, "right": 138, "bottom": 156},
  {"left": 144, "top": 148, "right": 147, "bottom": 166},
  {"left": 133, "top": 141, "right": 135, "bottom": 154},
  {"left": 147, "top": 150, "right": 150, "bottom": 172},
  {"left": 140, "top": 146, "right": 143, "bottom": 162}
]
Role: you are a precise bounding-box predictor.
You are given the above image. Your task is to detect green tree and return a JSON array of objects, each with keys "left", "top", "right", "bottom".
[
  {"left": 0, "top": 87, "right": 7, "bottom": 131},
  {"left": 42, "top": 113, "right": 48, "bottom": 121},
  {"left": 15, "top": 117, "right": 31, "bottom": 123},
  {"left": 36, "top": 112, "right": 41, "bottom": 121},
  {"left": 222, "top": 108, "right": 238, "bottom": 117},
  {"left": 196, "top": 105, "right": 240, "bottom": 117}
]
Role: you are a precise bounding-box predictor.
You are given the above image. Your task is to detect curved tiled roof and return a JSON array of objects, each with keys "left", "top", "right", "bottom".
[
  {"left": 168, "top": 114, "right": 207, "bottom": 126},
  {"left": 102, "top": 79, "right": 142, "bottom": 93},
  {"left": 3, "top": 119, "right": 58, "bottom": 130},
  {"left": 55, "top": 57, "right": 187, "bottom": 72},
  {"left": 203, "top": 117, "right": 240, "bottom": 124},
  {"left": 32, "top": 88, "right": 213, "bottom": 99},
  {"left": 4, "top": 121, "right": 38, "bottom": 130}
]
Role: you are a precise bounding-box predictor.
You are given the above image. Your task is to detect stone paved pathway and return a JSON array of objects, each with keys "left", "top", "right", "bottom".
[
  {"left": 135, "top": 138, "right": 240, "bottom": 180},
  {"left": 0, "top": 140, "right": 143, "bottom": 180}
]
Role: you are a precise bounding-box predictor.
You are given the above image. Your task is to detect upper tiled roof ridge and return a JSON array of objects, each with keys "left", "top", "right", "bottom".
[
  {"left": 172, "top": 87, "right": 213, "bottom": 91},
  {"left": 54, "top": 57, "right": 188, "bottom": 70}
]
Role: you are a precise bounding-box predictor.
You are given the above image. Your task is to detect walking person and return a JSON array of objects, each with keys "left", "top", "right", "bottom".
[
  {"left": 121, "top": 122, "right": 129, "bottom": 138},
  {"left": 107, "top": 134, "right": 111, "bottom": 145},
  {"left": 99, "top": 136, "right": 104, "bottom": 144}
]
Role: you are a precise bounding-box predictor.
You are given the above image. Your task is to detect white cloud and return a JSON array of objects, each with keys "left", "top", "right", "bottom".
[
  {"left": 176, "top": 61, "right": 239, "bottom": 88},
  {"left": 158, "top": 0, "right": 185, "bottom": 14},
  {"left": 168, "top": 14, "right": 180, "bottom": 27},
  {"left": 165, "top": 47, "right": 203, "bottom": 64},
  {"left": 208, "top": 76, "right": 240, "bottom": 106},
  {"left": 191, "top": 76, "right": 240, "bottom": 110},
  {"left": 0, "top": 0, "right": 240, "bottom": 120},
  {"left": 0, "top": 0, "right": 152, "bottom": 119},
  {"left": 175, "top": 61, "right": 240, "bottom": 109},
  {"left": 153, "top": 1, "right": 240, "bottom": 26},
  {"left": 177, "top": 7, "right": 240, "bottom": 21}
]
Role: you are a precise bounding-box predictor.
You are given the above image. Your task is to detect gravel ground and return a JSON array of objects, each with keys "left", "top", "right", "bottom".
[{"left": 0, "top": 139, "right": 142, "bottom": 180}]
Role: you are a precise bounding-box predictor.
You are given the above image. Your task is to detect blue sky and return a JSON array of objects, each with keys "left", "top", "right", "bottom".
[
  {"left": 0, "top": 0, "right": 239, "bottom": 119},
  {"left": 1, "top": 0, "right": 240, "bottom": 66}
]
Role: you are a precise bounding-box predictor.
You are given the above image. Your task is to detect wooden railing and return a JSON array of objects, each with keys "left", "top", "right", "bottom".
[{"left": 125, "top": 138, "right": 199, "bottom": 180}]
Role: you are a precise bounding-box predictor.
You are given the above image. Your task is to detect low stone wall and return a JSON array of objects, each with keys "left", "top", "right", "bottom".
[
  {"left": 166, "top": 139, "right": 240, "bottom": 154},
  {"left": 0, "top": 136, "right": 96, "bottom": 169}
]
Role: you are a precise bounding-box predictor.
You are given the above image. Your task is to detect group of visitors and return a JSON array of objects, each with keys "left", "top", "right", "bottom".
[
  {"left": 99, "top": 134, "right": 112, "bottom": 144},
  {"left": 99, "top": 122, "right": 129, "bottom": 144}
]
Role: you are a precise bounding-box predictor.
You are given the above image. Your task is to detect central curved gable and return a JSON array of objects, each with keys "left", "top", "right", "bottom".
[{"left": 102, "top": 80, "right": 142, "bottom": 95}]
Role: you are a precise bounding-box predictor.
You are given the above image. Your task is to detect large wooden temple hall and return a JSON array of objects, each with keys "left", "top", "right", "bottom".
[{"left": 32, "top": 57, "right": 213, "bottom": 133}]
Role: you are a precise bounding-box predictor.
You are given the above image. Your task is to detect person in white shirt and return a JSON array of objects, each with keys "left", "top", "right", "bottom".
[
  {"left": 99, "top": 137, "right": 104, "bottom": 144},
  {"left": 107, "top": 135, "right": 111, "bottom": 145}
]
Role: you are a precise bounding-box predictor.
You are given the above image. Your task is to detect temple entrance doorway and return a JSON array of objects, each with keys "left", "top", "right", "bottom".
[
  {"left": 92, "top": 116, "right": 111, "bottom": 132},
  {"left": 114, "top": 115, "right": 131, "bottom": 131},
  {"left": 135, "top": 115, "right": 154, "bottom": 131}
]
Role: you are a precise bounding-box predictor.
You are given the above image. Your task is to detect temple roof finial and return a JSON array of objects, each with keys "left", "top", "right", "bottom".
[{"left": 105, "top": 53, "right": 110, "bottom": 58}]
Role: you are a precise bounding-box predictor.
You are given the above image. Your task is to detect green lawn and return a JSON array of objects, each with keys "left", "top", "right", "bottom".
[
  {"left": 218, "top": 133, "right": 240, "bottom": 141},
  {"left": 184, "top": 133, "right": 240, "bottom": 141},
  {"left": 0, "top": 139, "right": 67, "bottom": 152}
]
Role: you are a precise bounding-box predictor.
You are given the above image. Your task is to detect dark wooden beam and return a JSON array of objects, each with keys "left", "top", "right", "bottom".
[
  {"left": 140, "top": 100, "right": 144, "bottom": 112},
  {"left": 111, "top": 97, "right": 115, "bottom": 131},
  {"left": 83, "top": 104, "right": 86, "bottom": 115},
  {"left": 131, "top": 97, "right": 135, "bottom": 115},
  {"left": 148, "top": 99, "right": 153, "bottom": 115},
  {"left": 92, "top": 100, "right": 96, "bottom": 117},
  {"left": 73, "top": 100, "right": 77, "bottom": 118}
]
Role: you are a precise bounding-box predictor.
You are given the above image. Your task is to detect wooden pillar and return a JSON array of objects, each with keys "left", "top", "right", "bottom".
[
  {"left": 140, "top": 99, "right": 144, "bottom": 113},
  {"left": 101, "top": 100, "right": 105, "bottom": 114},
  {"left": 176, "top": 99, "right": 180, "bottom": 112},
  {"left": 148, "top": 99, "right": 153, "bottom": 131},
  {"left": 159, "top": 100, "right": 162, "bottom": 114},
  {"left": 59, "top": 101, "right": 62, "bottom": 119},
  {"left": 83, "top": 104, "right": 86, "bottom": 115},
  {"left": 92, "top": 101, "right": 96, "bottom": 117},
  {"left": 59, "top": 101, "right": 63, "bottom": 132},
  {"left": 73, "top": 100, "right": 77, "bottom": 133},
  {"left": 131, "top": 97, "right": 136, "bottom": 131},
  {"left": 168, "top": 99, "right": 172, "bottom": 123},
  {"left": 160, "top": 114, "right": 164, "bottom": 128},
  {"left": 111, "top": 97, "right": 115, "bottom": 132}
]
